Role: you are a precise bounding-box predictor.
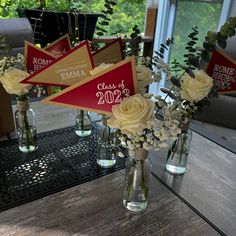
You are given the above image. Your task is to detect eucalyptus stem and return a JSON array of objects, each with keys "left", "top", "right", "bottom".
[
  {"left": 156, "top": 70, "right": 186, "bottom": 115},
  {"left": 22, "top": 110, "right": 31, "bottom": 150},
  {"left": 141, "top": 160, "right": 148, "bottom": 199},
  {"left": 168, "top": 134, "right": 181, "bottom": 161},
  {"left": 80, "top": 110, "right": 84, "bottom": 131},
  {"left": 125, "top": 166, "right": 134, "bottom": 207}
]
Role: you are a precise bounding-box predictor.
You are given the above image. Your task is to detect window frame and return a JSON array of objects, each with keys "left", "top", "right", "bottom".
[{"left": 149, "top": 0, "right": 232, "bottom": 95}]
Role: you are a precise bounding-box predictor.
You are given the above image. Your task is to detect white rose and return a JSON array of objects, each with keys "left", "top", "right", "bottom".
[
  {"left": 136, "top": 65, "right": 153, "bottom": 93},
  {"left": 89, "top": 63, "right": 114, "bottom": 75},
  {"left": 107, "top": 94, "right": 154, "bottom": 136},
  {"left": 181, "top": 69, "right": 213, "bottom": 103},
  {"left": 0, "top": 68, "right": 32, "bottom": 96}
]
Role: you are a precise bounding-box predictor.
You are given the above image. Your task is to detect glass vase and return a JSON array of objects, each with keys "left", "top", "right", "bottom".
[
  {"left": 165, "top": 129, "right": 192, "bottom": 175},
  {"left": 15, "top": 95, "right": 38, "bottom": 153},
  {"left": 75, "top": 110, "right": 92, "bottom": 137},
  {"left": 96, "top": 116, "right": 116, "bottom": 168},
  {"left": 123, "top": 148, "right": 151, "bottom": 214}
]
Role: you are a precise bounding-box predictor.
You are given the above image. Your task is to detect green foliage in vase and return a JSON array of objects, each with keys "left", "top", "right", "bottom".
[{"left": 156, "top": 16, "right": 236, "bottom": 126}]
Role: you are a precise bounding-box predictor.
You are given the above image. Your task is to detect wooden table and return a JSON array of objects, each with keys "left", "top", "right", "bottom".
[
  {"left": 0, "top": 100, "right": 235, "bottom": 236},
  {"left": 0, "top": 129, "right": 235, "bottom": 235},
  {"left": 0, "top": 172, "right": 218, "bottom": 236}
]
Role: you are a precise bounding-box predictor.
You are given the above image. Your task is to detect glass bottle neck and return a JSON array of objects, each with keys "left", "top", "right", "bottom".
[{"left": 16, "top": 96, "right": 30, "bottom": 112}]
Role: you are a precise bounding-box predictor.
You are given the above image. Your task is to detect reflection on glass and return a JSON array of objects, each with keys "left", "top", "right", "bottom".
[{"left": 162, "top": 171, "right": 184, "bottom": 193}]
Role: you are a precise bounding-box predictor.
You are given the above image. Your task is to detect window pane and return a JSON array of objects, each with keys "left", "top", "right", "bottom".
[{"left": 170, "top": 0, "right": 223, "bottom": 64}]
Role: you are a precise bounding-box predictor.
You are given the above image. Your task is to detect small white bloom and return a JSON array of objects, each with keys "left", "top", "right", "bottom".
[{"left": 118, "top": 152, "right": 125, "bottom": 157}]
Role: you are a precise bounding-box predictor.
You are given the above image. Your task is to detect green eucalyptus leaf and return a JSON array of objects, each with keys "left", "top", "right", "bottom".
[
  {"left": 229, "top": 28, "right": 236, "bottom": 37},
  {"left": 191, "top": 37, "right": 198, "bottom": 41},
  {"left": 196, "top": 46, "right": 206, "bottom": 52},
  {"left": 188, "top": 55, "right": 200, "bottom": 68},
  {"left": 186, "top": 68, "right": 195, "bottom": 78},
  {"left": 99, "top": 21, "right": 109, "bottom": 26},
  {"left": 109, "top": 1, "right": 117, "bottom": 6},
  {"left": 130, "top": 33, "right": 136, "bottom": 38},
  {"left": 189, "top": 48, "right": 196, "bottom": 52},
  {"left": 170, "top": 76, "right": 181, "bottom": 87},
  {"left": 159, "top": 48, "right": 164, "bottom": 53},
  {"left": 160, "top": 88, "right": 170, "bottom": 94},
  {"left": 203, "top": 41, "right": 216, "bottom": 52},
  {"left": 155, "top": 113, "right": 164, "bottom": 121},
  {"left": 160, "top": 43, "right": 168, "bottom": 50},
  {"left": 156, "top": 52, "right": 163, "bottom": 58},
  {"left": 104, "top": 3, "right": 112, "bottom": 9},
  {"left": 168, "top": 92, "right": 177, "bottom": 100},
  {"left": 96, "top": 32, "right": 104, "bottom": 36},
  {"left": 106, "top": 9, "right": 113, "bottom": 14},
  {"left": 206, "top": 31, "right": 217, "bottom": 43},
  {"left": 99, "top": 14, "right": 110, "bottom": 21},
  {"left": 187, "top": 41, "right": 196, "bottom": 46},
  {"left": 178, "top": 64, "right": 189, "bottom": 70},
  {"left": 185, "top": 46, "right": 192, "bottom": 50},
  {"left": 217, "top": 38, "right": 227, "bottom": 49}
]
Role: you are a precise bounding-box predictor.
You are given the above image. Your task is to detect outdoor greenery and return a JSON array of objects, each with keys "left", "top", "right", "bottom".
[
  {"left": 0, "top": 0, "right": 146, "bottom": 36},
  {"left": 170, "top": 0, "right": 222, "bottom": 64}
]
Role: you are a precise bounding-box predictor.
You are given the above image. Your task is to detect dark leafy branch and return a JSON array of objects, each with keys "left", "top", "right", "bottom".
[
  {"left": 153, "top": 37, "right": 174, "bottom": 60},
  {"left": 95, "top": 0, "right": 117, "bottom": 37},
  {"left": 125, "top": 25, "right": 142, "bottom": 57}
]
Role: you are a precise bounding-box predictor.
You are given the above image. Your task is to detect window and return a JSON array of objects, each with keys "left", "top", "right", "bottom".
[{"left": 149, "top": 0, "right": 232, "bottom": 95}]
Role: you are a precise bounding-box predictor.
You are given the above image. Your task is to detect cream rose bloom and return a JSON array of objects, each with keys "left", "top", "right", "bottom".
[
  {"left": 107, "top": 94, "right": 154, "bottom": 136},
  {"left": 136, "top": 65, "right": 153, "bottom": 93},
  {"left": 181, "top": 69, "right": 213, "bottom": 103},
  {"left": 0, "top": 68, "right": 32, "bottom": 96},
  {"left": 89, "top": 63, "right": 114, "bottom": 75}
]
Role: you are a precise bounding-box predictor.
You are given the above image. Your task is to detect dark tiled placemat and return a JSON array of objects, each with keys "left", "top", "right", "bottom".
[{"left": 0, "top": 125, "right": 126, "bottom": 212}]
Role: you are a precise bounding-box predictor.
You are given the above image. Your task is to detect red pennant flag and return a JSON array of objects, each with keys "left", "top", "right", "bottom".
[
  {"left": 44, "top": 34, "right": 72, "bottom": 58},
  {"left": 206, "top": 50, "right": 236, "bottom": 93},
  {"left": 25, "top": 41, "right": 56, "bottom": 74},
  {"left": 42, "top": 57, "right": 137, "bottom": 115},
  {"left": 93, "top": 38, "right": 124, "bottom": 66},
  {"left": 21, "top": 40, "right": 94, "bottom": 87}
]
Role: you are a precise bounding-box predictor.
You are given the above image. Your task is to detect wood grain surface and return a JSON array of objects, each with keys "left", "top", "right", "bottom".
[
  {"left": 0, "top": 101, "right": 234, "bottom": 235},
  {"left": 0, "top": 171, "right": 218, "bottom": 236},
  {"left": 150, "top": 132, "right": 236, "bottom": 236}
]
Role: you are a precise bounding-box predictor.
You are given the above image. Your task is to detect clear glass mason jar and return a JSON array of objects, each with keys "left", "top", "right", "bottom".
[
  {"left": 123, "top": 148, "right": 151, "bottom": 214},
  {"left": 96, "top": 116, "right": 116, "bottom": 168},
  {"left": 75, "top": 110, "right": 92, "bottom": 137},
  {"left": 165, "top": 129, "right": 192, "bottom": 175},
  {"left": 15, "top": 95, "right": 38, "bottom": 153}
]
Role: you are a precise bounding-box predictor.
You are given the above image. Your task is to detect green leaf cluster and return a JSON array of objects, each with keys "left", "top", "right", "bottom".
[
  {"left": 1, "top": 0, "right": 146, "bottom": 37},
  {"left": 125, "top": 25, "right": 142, "bottom": 57},
  {"left": 95, "top": 0, "right": 117, "bottom": 37}
]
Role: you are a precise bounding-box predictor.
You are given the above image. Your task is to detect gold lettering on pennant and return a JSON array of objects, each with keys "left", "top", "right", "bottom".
[
  {"left": 61, "top": 70, "right": 86, "bottom": 80},
  {"left": 33, "top": 57, "right": 54, "bottom": 71}
]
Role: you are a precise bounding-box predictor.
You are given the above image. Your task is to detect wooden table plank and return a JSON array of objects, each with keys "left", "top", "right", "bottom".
[
  {"left": 150, "top": 131, "right": 236, "bottom": 236},
  {"left": 0, "top": 171, "right": 218, "bottom": 236}
]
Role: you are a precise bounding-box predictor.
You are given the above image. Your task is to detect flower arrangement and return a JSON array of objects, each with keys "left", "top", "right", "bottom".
[
  {"left": 154, "top": 19, "right": 236, "bottom": 133},
  {"left": 105, "top": 17, "right": 236, "bottom": 157},
  {"left": 0, "top": 46, "right": 38, "bottom": 152},
  {"left": 100, "top": 17, "right": 236, "bottom": 211},
  {"left": 89, "top": 51, "right": 181, "bottom": 156}
]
